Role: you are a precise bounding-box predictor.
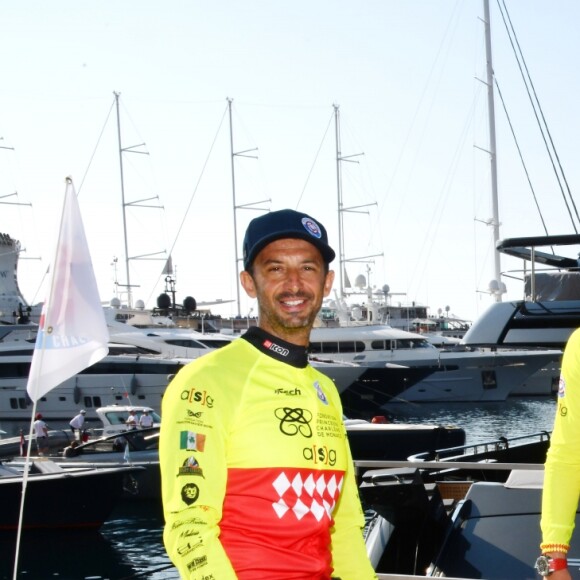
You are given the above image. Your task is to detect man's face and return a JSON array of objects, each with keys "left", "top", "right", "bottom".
[{"left": 240, "top": 238, "right": 334, "bottom": 345}]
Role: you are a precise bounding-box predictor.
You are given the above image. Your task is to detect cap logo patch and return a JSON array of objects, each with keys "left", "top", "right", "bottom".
[{"left": 301, "top": 217, "right": 322, "bottom": 239}]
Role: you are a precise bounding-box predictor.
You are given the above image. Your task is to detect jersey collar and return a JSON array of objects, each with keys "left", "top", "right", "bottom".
[{"left": 241, "top": 327, "right": 309, "bottom": 368}]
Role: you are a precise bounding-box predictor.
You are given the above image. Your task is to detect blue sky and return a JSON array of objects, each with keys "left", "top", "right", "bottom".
[{"left": 1, "top": 1, "right": 579, "bottom": 323}]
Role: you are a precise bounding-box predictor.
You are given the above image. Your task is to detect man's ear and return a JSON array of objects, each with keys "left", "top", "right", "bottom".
[
  {"left": 240, "top": 270, "right": 257, "bottom": 298},
  {"left": 323, "top": 270, "right": 335, "bottom": 297}
]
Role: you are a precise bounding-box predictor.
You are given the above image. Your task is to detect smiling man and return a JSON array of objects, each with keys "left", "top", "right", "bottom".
[{"left": 160, "top": 209, "right": 376, "bottom": 580}]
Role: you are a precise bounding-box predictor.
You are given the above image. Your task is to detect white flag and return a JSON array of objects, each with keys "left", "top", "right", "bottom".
[{"left": 26, "top": 177, "right": 109, "bottom": 402}]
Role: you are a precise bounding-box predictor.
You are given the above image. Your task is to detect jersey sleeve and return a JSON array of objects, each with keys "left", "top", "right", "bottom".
[
  {"left": 159, "top": 357, "right": 238, "bottom": 579},
  {"left": 541, "top": 328, "right": 580, "bottom": 553},
  {"left": 326, "top": 389, "right": 377, "bottom": 579}
]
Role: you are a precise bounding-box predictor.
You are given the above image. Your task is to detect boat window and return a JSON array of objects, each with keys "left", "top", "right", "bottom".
[
  {"left": 104, "top": 412, "right": 127, "bottom": 425},
  {"left": 395, "top": 339, "right": 432, "bottom": 350},
  {"left": 371, "top": 340, "right": 387, "bottom": 350},
  {"left": 309, "top": 342, "right": 326, "bottom": 354},
  {"left": 108, "top": 344, "right": 159, "bottom": 355},
  {"left": 10, "top": 397, "right": 26, "bottom": 409},
  {"left": 196, "top": 339, "right": 231, "bottom": 349},
  {"left": 0, "top": 361, "right": 30, "bottom": 377},
  {"left": 0, "top": 349, "right": 34, "bottom": 357},
  {"left": 165, "top": 339, "right": 206, "bottom": 349},
  {"left": 308, "top": 341, "right": 365, "bottom": 354},
  {"left": 80, "top": 360, "right": 183, "bottom": 375},
  {"left": 82, "top": 396, "right": 101, "bottom": 408}
]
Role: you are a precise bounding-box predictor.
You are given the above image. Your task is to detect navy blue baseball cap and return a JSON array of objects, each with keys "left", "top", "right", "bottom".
[{"left": 243, "top": 209, "right": 336, "bottom": 270}]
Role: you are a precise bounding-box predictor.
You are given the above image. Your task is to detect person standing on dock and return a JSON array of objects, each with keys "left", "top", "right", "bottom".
[
  {"left": 69, "top": 409, "right": 86, "bottom": 441},
  {"left": 537, "top": 328, "right": 580, "bottom": 579},
  {"left": 125, "top": 409, "right": 137, "bottom": 429},
  {"left": 138, "top": 409, "right": 154, "bottom": 429},
  {"left": 160, "top": 209, "right": 376, "bottom": 579},
  {"left": 33, "top": 413, "right": 49, "bottom": 456}
]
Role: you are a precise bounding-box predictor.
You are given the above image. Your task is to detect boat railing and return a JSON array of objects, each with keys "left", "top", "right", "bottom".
[
  {"left": 406, "top": 430, "right": 551, "bottom": 463},
  {"left": 354, "top": 431, "right": 551, "bottom": 480}
]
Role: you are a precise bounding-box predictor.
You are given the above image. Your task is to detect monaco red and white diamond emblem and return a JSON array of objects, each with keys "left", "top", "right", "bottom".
[{"left": 271, "top": 471, "right": 344, "bottom": 521}]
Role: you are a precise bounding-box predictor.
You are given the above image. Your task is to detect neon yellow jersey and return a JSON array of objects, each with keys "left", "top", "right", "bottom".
[
  {"left": 541, "top": 327, "right": 580, "bottom": 554},
  {"left": 160, "top": 326, "right": 376, "bottom": 580}
]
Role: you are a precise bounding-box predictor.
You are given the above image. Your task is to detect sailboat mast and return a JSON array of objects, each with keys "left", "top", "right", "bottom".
[
  {"left": 483, "top": 0, "right": 503, "bottom": 302},
  {"left": 228, "top": 98, "right": 242, "bottom": 317},
  {"left": 333, "top": 104, "right": 378, "bottom": 300},
  {"left": 114, "top": 91, "right": 132, "bottom": 308},
  {"left": 334, "top": 104, "right": 345, "bottom": 297}
]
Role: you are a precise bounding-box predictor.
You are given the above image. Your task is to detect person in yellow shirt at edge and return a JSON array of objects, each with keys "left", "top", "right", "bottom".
[
  {"left": 537, "top": 328, "right": 580, "bottom": 578},
  {"left": 159, "top": 209, "right": 377, "bottom": 579}
]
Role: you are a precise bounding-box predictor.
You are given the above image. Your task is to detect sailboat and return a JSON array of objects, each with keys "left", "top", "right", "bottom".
[
  {"left": 358, "top": 4, "right": 570, "bottom": 577},
  {"left": 307, "top": 102, "right": 563, "bottom": 404}
]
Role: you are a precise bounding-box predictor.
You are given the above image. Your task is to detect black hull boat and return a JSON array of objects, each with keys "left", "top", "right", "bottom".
[
  {"left": 345, "top": 420, "right": 465, "bottom": 463},
  {"left": 0, "top": 460, "right": 141, "bottom": 531},
  {"left": 340, "top": 366, "right": 438, "bottom": 419},
  {"left": 357, "top": 432, "right": 577, "bottom": 579},
  {"left": 8, "top": 428, "right": 160, "bottom": 500}
]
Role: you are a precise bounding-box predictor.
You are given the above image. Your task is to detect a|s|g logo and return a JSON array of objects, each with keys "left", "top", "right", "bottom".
[
  {"left": 181, "top": 388, "right": 214, "bottom": 408},
  {"left": 303, "top": 444, "right": 337, "bottom": 466}
]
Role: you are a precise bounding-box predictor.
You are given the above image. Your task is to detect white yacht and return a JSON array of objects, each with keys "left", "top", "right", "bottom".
[
  {"left": 0, "top": 340, "right": 185, "bottom": 421},
  {"left": 463, "top": 234, "right": 580, "bottom": 349},
  {"left": 309, "top": 324, "right": 562, "bottom": 404},
  {"left": 460, "top": 234, "right": 580, "bottom": 396}
]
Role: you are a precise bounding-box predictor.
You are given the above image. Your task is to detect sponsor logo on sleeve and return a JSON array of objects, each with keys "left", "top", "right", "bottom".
[
  {"left": 177, "top": 538, "right": 203, "bottom": 557},
  {"left": 177, "top": 409, "right": 213, "bottom": 430},
  {"left": 180, "top": 431, "right": 206, "bottom": 451},
  {"left": 181, "top": 483, "right": 200, "bottom": 506},
  {"left": 170, "top": 516, "right": 208, "bottom": 530},
  {"left": 178, "top": 456, "right": 205, "bottom": 477},
  {"left": 186, "top": 555, "right": 208, "bottom": 573},
  {"left": 181, "top": 388, "right": 214, "bottom": 408}
]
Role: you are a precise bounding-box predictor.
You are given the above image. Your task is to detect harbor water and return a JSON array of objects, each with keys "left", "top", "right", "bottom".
[{"left": 0, "top": 396, "right": 558, "bottom": 579}]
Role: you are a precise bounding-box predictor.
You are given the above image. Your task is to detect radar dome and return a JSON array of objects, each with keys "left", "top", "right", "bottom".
[
  {"left": 354, "top": 274, "right": 366, "bottom": 288},
  {"left": 135, "top": 299, "right": 145, "bottom": 310}
]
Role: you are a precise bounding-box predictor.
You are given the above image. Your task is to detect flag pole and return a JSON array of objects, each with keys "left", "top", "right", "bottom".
[
  {"left": 12, "top": 399, "right": 40, "bottom": 580},
  {"left": 12, "top": 178, "right": 66, "bottom": 579},
  {"left": 12, "top": 177, "right": 109, "bottom": 579}
]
